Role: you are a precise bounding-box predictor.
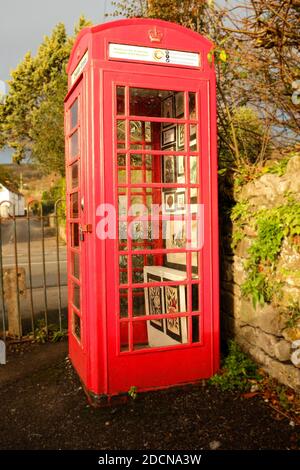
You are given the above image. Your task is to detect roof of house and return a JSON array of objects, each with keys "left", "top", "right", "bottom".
[{"left": 0, "top": 178, "right": 23, "bottom": 196}]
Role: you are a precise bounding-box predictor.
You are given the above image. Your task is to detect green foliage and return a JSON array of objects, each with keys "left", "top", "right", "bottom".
[
  {"left": 34, "top": 319, "right": 67, "bottom": 343},
  {"left": 42, "top": 177, "right": 66, "bottom": 219},
  {"left": 265, "top": 157, "right": 290, "bottom": 177},
  {"left": 128, "top": 385, "right": 138, "bottom": 400},
  {"left": 0, "top": 16, "right": 92, "bottom": 174},
  {"left": 230, "top": 200, "right": 248, "bottom": 248},
  {"left": 209, "top": 340, "right": 261, "bottom": 392},
  {"left": 239, "top": 199, "right": 300, "bottom": 307},
  {"left": 285, "top": 302, "right": 300, "bottom": 329}
]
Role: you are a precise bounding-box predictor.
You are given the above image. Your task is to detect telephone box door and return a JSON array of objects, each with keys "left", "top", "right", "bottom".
[{"left": 102, "top": 71, "right": 218, "bottom": 395}]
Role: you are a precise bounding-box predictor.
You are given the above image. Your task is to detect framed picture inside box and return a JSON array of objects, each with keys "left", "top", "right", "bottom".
[
  {"left": 163, "top": 152, "right": 176, "bottom": 183},
  {"left": 176, "top": 191, "right": 185, "bottom": 211},
  {"left": 162, "top": 126, "right": 176, "bottom": 146},
  {"left": 190, "top": 125, "right": 197, "bottom": 140},
  {"left": 162, "top": 280, "right": 188, "bottom": 344},
  {"left": 147, "top": 273, "right": 164, "bottom": 332},
  {"left": 177, "top": 124, "right": 185, "bottom": 149},
  {"left": 161, "top": 95, "right": 174, "bottom": 126},
  {"left": 163, "top": 191, "right": 176, "bottom": 213},
  {"left": 176, "top": 155, "right": 185, "bottom": 177},
  {"left": 175, "top": 92, "right": 184, "bottom": 118}
]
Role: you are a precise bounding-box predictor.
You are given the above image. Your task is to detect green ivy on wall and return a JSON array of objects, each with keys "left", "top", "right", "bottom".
[{"left": 231, "top": 198, "right": 300, "bottom": 308}]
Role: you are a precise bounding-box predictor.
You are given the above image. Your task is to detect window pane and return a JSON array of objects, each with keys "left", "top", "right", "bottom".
[
  {"left": 132, "top": 288, "right": 145, "bottom": 316},
  {"left": 73, "top": 311, "right": 81, "bottom": 341},
  {"left": 70, "top": 99, "right": 78, "bottom": 129},
  {"left": 71, "top": 223, "right": 79, "bottom": 247},
  {"left": 119, "top": 255, "right": 128, "bottom": 284},
  {"left": 119, "top": 289, "right": 128, "bottom": 318},
  {"left": 71, "top": 162, "right": 79, "bottom": 188},
  {"left": 71, "top": 251, "right": 80, "bottom": 279},
  {"left": 70, "top": 192, "right": 79, "bottom": 218},
  {"left": 189, "top": 92, "right": 196, "bottom": 120},
  {"left": 72, "top": 282, "right": 80, "bottom": 310},
  {"left": 132, "top": 318, "right": 189, "bottom": 350},
  {"left": 129, "top": 88, "right": 185, "bottom": 119},
  {"left": 70, "top": 130, "right": 78, "bottom": 158},
  {"left": 117, "top": 86, "right": 125, "bottom": 115},
  {"left": 190, "top": 125, "right": 197, "bottom": 150}
]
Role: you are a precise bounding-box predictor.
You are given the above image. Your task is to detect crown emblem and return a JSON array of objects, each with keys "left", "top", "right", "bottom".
[{"left": 148, "top": 27, "right": 163, "bottom": 43}]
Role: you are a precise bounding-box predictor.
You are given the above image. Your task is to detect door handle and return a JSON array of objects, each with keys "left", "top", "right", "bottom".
[{"left": 79, "top": 224, "right": 92, "bottom": 241}]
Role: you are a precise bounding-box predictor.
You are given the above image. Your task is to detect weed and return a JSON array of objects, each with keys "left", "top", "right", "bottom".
[
  {"left": 209, "top": 340, "right": 262, "bottom": 392},
  {"left": 34, "top": 320, "right": 67, "bottom": 343},
  {"left": 128, "top": 386, "right": 138, "bottom": 400}
]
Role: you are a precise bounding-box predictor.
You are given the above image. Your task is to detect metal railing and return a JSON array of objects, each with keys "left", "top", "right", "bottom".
[{"left": 0, "top": 199, "right": 67, "bottom": 350}]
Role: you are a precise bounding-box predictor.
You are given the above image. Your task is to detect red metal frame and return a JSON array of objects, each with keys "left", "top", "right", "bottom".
[{"left": 64, "top": 18, "right": 219, "bottom": 402}]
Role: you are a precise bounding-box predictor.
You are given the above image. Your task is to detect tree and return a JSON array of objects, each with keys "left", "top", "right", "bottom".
[
  {"left": 0, "top": 16, "right": 92, "bottom": 175},
  {"left": 110, "top": 0, "right": 298, "bottom": 174}
]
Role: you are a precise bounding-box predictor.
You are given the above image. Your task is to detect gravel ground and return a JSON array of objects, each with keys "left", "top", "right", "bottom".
[{"left": 0, "top": 340, "right": 299, "bottom": 450}]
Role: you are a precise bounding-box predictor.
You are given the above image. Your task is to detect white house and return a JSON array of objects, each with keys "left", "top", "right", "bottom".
[{"left": 0, "top": 181, "right": 25, "bottom": 217}]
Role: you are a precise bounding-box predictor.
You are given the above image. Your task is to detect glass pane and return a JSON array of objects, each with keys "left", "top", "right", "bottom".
[
  {"left": 71, "top": 162, "right": 79, "bottom": 188},
  {"left": 133, "top": 288, "right": 145, "bottom": 316},
  {"left": 190, "top": 125, "right": 197, "bottom": 150},
  {"left": 189, "top": 92, "right": 196, "bottom": 120},
  {"left": 118, "top": 192, "right": 127, "bottom": 218},
  {"left": 130, "top": 121, "right": 143, "bottom": 142},
  {"left": 119, "top": 221, "right": 128, "bottom": 251},
  {"left": 192, "top": 316, "right": 200, "bottom": 343},
  {"left": 192, "top": 284, "right": 200, "bottom": 312},
  {"left": 70, "top": 192, "right": 79, "bottom": 218},
  {"left": 72, "top": 282, "right": 80, "bottom": 310},
  {"left": 190, "top": 156, "right": 198, "bottom": 184},
  {"left": 70, "top": 99, "right": 78, "bottom": 129},
  {"left": 129, "top": 88, "right": 184, "bottom": 119},
  {"left": 177, "top": 124, "right": 185, "bottom": 150},
  {"left": 120, "top": 322, "right": 129, "bottom": 352},
  {"left": 71, "top": 251, "right": 80, "bottom": 280},
  {"left": 117, "top": 120, "right": 126, "bottom": 146},
  {"left": 163, "top": 283, "right": 187, "bottom": 314},
  {"left": 119, "top": 289, "right": 128, "bottom": 318},
  {"left": 174, "top": 92, "right": 185, "bottom": 118},
  {"left": 119, "top": 255, "right": 128, "bottom": 284},
  {"left": 132, "top": 318, "right": 188, "bottom": 350},
  {"left": 118, "top": 154, "right": 126, "bottom": 166},
  {"left": 70, "top": 130, "right": 78, "bottom": 158},
  {"left": 117, "top": 86, "right": 125, "bottom": 115},
  {"left": 118, "top": 168, "right": 126, "bottom": 184},
  {"left": 73, "top": 311, "right": 81, "bottom": 341},
  {"left": 71, "top": 223, "right": 79, "bottom": 247}
]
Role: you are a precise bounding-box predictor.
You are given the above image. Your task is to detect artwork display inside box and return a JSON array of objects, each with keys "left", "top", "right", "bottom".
[
  {"left": 163, "top": 154, "right": 176, "bottom": 183},
  {"left": 177, "top": 124, "right": 185, "bottom": 149},
  {"left": 147, "top": 273, "right": 164, "bottom": 332},
  {"left": 165, "top": 287, "right": 182, "bottom": 342},
  {"left": 162, "top": 126, "right": 176, "bottom": 146},
  {"left": 144, "top": 266, "right": 189, "bottom": 346},
  {"left": 161, "top": 95, "right": 174, "bottom": 125},
  {"left": 163, "top": 191, "right": 176, "bottom": 212},
  {"left": 175, "top": 92, "right": 184, "bottom": 118}
]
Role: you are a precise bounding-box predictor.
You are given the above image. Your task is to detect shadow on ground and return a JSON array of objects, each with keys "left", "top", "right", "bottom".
[{"left": 0, "top": 341, "right": 299, "bottom": 450}]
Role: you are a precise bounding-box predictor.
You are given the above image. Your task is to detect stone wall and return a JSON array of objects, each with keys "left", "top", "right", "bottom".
[{"left": 221, "top": 155, "right": 300, "bottom": 391}]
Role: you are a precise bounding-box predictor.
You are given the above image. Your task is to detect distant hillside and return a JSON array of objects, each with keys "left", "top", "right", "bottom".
[{"left": 0, "top": 164, "right": 61, "bottom": 202}]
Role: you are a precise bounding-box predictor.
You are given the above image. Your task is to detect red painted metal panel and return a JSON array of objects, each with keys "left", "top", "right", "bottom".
[{"left": 65, "top": 18, "right": 219, "bottom": 401}]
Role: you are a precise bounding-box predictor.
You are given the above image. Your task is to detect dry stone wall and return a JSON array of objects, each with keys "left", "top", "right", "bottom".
[{"left": 221, "top": 155, "right": 300, "bottom": 391}]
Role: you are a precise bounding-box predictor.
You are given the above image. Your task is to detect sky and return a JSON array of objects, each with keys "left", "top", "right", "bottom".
[{"left": 0, "top": 0, "right": 116, "bottom": 164}]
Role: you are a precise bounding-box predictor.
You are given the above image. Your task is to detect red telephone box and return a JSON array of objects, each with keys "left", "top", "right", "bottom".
[{"left": 64, "top": 18, "right": 219, "bottom": 404}]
